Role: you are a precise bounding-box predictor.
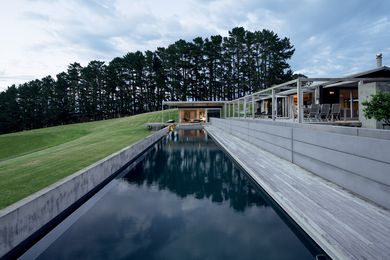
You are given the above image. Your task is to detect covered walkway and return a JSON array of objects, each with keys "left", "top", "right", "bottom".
[{"left": 224, "top": 76, "right": 390, "bottom": 125}]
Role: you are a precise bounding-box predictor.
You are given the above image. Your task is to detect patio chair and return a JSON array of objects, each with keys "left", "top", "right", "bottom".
[
  {"left": 255, "top": 108, "right": 262, "bottom": 117},
  {"left": 303, "top": 107, "right": 310, "bottom": 119},
  {"left": 330, "top": 104, "right": 341, "bottom": 121},
  {"left": 305, "top": 104, "right": 320, "bottom": 122},
  {"left": 319, "top": 104, "right": 331, "bottom": 121},
  {"left": 292, "top": 105, "right": 298, "bottom": 119}
]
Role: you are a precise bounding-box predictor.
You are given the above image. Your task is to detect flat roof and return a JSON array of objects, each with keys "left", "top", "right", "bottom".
[
  {"left": 163, "top": 101, "right": 226, "bottom": 108},
  {"left": 345, "top": 65, "right": 390, "bottom": 78}
]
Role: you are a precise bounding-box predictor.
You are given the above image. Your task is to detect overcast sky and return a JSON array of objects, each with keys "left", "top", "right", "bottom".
[{"left": 1, "top": 0, "right": 389, "bottom": 91}]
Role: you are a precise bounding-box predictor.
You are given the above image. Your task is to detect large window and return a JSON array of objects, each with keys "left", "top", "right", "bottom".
[
  {"left": 180, "top": 109, "right": 206, "bottom": 123},
  {"left": 339, "top": 88, "right": 358, "bottom": 119},
  {"left": 292, "top": 93, "right": 313, "bottom": 107},
  {"left": 206, "top": 109, "right": 221, "bottom": 121}
]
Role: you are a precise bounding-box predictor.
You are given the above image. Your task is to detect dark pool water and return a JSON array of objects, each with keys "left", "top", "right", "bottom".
[{"left": 22, "top": 130, "right": 324, "bottom": 260}]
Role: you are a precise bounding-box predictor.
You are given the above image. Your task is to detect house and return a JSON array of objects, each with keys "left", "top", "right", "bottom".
[
  {"left": 162, "top": 55, "right": 390, "bottom": 129},
  {"left": 245, "top": 54, "right": 390, "bottom": 128}
]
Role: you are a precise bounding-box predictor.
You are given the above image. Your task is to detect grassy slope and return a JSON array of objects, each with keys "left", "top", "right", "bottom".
[{"left": 0, "top": 110, "right": 177, "bottom": 209}]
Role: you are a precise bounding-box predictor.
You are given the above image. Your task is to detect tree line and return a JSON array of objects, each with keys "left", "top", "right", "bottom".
[{"left": 0, "top": 27, "right": 295, "bottom": 134}]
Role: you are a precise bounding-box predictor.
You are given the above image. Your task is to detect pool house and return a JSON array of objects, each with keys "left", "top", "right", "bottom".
[{"left": 162, "top": 101, "right": 225, "bottom": 123}]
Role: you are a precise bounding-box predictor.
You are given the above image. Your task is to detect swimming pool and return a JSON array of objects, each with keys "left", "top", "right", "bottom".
[{"left": 22, "top": 129, "right": 325, "bottom": 259}]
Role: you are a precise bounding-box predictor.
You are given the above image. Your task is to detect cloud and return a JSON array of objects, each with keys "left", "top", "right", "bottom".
[
  {"left": 1, "top": 0, "right": 390, "bottom": 90},
  {"left": 23, "top": 11, "right": 50, "bottom": 21},
  {"left": 0, "top": 74, "right": 36, "bottom": 89},
  {"left": 286, "top": 1, "right": 390, "bottom": 76},
  {"left": 0, "top": 75, "right": 35, "bottom": 80}
]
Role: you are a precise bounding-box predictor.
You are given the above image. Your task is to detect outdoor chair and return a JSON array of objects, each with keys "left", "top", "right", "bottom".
[
  {"left": 292, "top": 105, "right": 298, "bottom": 119},
  {"left": 254, "top": 107, "right": 262, "bottom": 117},
  {"left": 305, "top": 104, "right": 320, "bottom": 122},
  {"left": 319, "top": 104, "right": 331, "bottom": 121},
  {"left": 303, "top": 107, "right": 310, "bottom": 119},
  {"left": 330, "top": 104, "right": 341, "bottom": 121},
  {"left": 264, "top": 109, "right": 272, "bottom": 118}
]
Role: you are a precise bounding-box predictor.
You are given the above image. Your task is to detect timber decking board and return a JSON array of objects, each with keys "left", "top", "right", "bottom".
[{"left": 205, "top": 125, "right": 390, "bottom": 260}]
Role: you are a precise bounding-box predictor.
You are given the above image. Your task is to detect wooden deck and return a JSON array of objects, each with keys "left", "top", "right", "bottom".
[{"left": 205, "top": 125, "right": 390, "bottom": 260}]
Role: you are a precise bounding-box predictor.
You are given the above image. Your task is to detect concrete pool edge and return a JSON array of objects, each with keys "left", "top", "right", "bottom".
[
  {"left": 0, "top": 127, "right": 169, "bottom": 258},
  {"left": 204, "top": 127, "right": 338, "bottom": 260}
]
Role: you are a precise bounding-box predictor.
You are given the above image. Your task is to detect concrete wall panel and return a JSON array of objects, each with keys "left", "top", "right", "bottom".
[
  {"left": 209, "top": 118, "right": 390, "bottom": 209},
  {"left": 293, "top": 140, "right": 390, "bottom": 186},
  {"left": 248, "top": 129, "right": 292, "bottom": 150},
  {"left": 293, "top": 128, "right": 390, "bottom": 163},
  {"left": 357, "top": 127, "right": 390, "bottom": 139},
  {"left": 293, "top": 152, "right": 390, "bottom": 210},
  {"left": 249, "top": 135, "right": 292, "bottom": 162},
  {"left": 248, "top": 121, "right": 291, "bottom": 139}
]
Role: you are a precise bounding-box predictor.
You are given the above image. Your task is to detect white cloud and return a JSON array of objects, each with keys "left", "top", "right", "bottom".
[{"left": 1, "top": 0, "right": 390, "bottom": 91}]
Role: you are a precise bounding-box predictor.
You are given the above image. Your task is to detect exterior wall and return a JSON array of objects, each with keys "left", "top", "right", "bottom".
[
  {"left": 359, "top": 82, "right": 379, "bottom": 128},
  {"left": 377, "top": 83, "right": 390, "bottom": 130},
  {"left": 210, "top": 118, "right": 390, "bottom": 209},
  {"left": 0, "top": 127, "right": 169, "bottom": 258},
  {"left": 359, "top": 82, "right": 390, "bottom": 129}
]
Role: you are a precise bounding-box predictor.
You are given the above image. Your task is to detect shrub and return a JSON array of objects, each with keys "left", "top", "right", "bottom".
[{"left": 362, "top": 92, "right": 390, "bottom": 125}]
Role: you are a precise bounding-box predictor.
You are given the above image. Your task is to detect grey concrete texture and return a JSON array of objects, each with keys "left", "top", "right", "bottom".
[
  {"left": 359, "top": 82, "right": 379, "bottom": 129},
  {"left": 228, "top": 117, "right": 390, "bottom": 140},
  {"left": 210, "top": 118, "right": 390, "bottom": 209},
  {"left": 0, "top": 127, "right": 169, "bottom": 258},
  {"left": 359, "top": 82, "right": 390, "bottom": 129}
]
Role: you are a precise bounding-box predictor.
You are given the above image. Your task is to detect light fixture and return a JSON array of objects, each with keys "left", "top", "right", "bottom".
[{"left": 329, "top": 91, "right": 335, "bottom": 95}]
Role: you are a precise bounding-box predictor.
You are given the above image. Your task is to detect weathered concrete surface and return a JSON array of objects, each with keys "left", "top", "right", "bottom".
[
  {"left": 359, "top": 82, "right": 390, "bottom": 129},
  {"left": 210, "top": 118, "right": 390, "bottom": 209},
  {"left": 0, "top": 127, "right": 169, "bottom": 258},
  {"left": 228, "top": 117, "right": 390, "bottom": 140},
  {"left": 206, "top": 125, "right": 390, "bottom": 260}
]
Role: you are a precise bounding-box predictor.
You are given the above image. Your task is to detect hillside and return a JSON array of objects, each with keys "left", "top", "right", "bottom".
[{"left": 0, "top": 110, "right": 177, "bottom": 209}]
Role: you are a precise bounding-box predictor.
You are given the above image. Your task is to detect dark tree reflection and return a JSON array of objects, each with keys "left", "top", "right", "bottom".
[
  {"left": 123, "top": 130, "right": 268, "bottom": 211},
  {"left": 27, "top": 129, "right": 320, "bottom": 260}
]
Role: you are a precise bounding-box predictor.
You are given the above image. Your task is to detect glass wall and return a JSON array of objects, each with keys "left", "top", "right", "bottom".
[
  {"left": 339, "top": 88, "right": 359, "bottom": 119},
  {"left": 179, "top": 109, "right": 206, "bottom": 123}
]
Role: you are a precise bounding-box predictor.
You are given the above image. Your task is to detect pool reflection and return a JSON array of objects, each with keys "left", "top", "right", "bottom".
[
  {"left": 34, "top": 130, "right": 318, "bottom": 260},
  {"left": 126, "top": 130, "right": 267, "bottom": 211}
]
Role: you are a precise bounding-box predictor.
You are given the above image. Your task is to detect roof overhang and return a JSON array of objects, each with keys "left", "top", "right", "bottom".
[
  {"left": 323, "top": 80, "right": 358, "bottom": 88},
  {"left": 345, "top": 65, "right": 390, "bottom": 78},
  {"left": 163, "top": 101, "right": 226, "bottom": 108}
]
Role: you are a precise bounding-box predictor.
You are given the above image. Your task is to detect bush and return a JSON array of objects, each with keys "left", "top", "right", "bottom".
[{"left": 362, "top": 92, "right": 390, "bottom": 125}]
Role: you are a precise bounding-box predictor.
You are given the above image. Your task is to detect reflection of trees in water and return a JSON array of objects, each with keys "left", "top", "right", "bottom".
[{"left": 124, "top": 131, "right": 268, "bottom": 211}]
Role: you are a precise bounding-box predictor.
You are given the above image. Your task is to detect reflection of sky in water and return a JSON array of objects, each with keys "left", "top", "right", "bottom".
[{"left": 33, "top": 130, "right": 319, "bottom": 260}]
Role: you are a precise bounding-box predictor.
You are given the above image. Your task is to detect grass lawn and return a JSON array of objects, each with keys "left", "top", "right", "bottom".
[{"left": 0, "top": 110, "right": 177, "bottom": 209}]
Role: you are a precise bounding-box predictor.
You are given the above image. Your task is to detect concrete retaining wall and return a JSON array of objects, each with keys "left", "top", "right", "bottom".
[
  {"left": 210, "top": 118, "right": 390, "bottom": 209},
  {"left": 359, "top": 82, "right": 390, "bottom": 129},
  {"left": 0, "top": 127, "right": 169, "bottom": 258}
]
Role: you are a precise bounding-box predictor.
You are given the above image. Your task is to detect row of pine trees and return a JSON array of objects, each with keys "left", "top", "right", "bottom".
[{"left": 0, "top": 27, "right": 295, "bottom": 134}]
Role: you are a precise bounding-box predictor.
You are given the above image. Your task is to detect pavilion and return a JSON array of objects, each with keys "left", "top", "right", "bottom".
[{"left": 162, "top": 101, "right": 225, "bottom": 123}]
